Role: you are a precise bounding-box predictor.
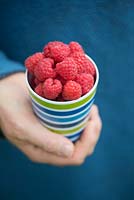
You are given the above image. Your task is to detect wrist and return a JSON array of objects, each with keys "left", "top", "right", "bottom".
[
  {"left": 0, "top": 72, "right": 25, "bottom": 84},
  {"left": 0, "top": 72, "right": 26, "bottom": 90}
]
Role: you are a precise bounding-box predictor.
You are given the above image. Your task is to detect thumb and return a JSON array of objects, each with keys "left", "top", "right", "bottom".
[{"left": 24, "top": 119, "right": 74, "bottom": 158}]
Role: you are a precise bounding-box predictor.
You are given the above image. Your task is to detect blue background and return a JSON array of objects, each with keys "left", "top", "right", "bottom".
[{"left": 0, "top": 0, "right": 134, "bottom": 199}]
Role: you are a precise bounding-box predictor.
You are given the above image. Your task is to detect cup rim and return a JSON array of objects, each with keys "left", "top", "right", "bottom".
[{"left": 25, "top": 55, "right": 99, "bottom": 105}]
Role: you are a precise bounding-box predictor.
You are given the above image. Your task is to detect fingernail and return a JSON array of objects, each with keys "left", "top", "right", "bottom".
[{"left": 60, "top": 144, "right": 74, "bottom": 158}]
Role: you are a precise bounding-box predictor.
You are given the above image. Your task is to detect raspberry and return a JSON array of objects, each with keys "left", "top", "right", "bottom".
[
  {"left": 44, "top": 41, "right": 63, "bottom": 57},
  {"left": 69, "top": 41, "right": 84, "bottom": 54},
  {"left": 44, "top": 57, "right": 54, "bottom": 66},
  {"left": 75, "top": 73, "right": 94, "bottom": 95},
  {"left": 34, "top": 58, "right": 56, "bottom": 81},
  {"left": 25, "top": 52, "right": 44, "bottom": 74},
  {"left": 34, "top": 78, "right": 40, "bottom": 86},
  {"left": 71, "top": 52, "right": 96, "bottom": 76},
  {"left": 44, "top": 41, "right": 70, "bottom": 62},
  {"left": 43, "top": 78, "right": 62, "bottom": 100},
  {"left": 62, "top": 81, "right": 82, "bottom": 100},
  {"left": 56, "top": 57, "right": 78, "bottom": 80},
  {"left": 34, "top": 83, "right": 43, "bottom": 97},
  {"left": 43, "top": 45, "right": 51, "bottom": 57}
]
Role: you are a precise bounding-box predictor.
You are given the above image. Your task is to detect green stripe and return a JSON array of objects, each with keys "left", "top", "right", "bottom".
[
  {"left": 47, "top": 121, "right": 87, "bottom": 135},
  {"left": 29, "top": 88, "right": 96, "bottom": 110}
]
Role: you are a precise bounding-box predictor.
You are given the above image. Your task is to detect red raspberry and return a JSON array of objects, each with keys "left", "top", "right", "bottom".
[
  {"left": 43, "top": 78, "right": 62, "bottom": 100},
  {"left": 34, "top": 58, "right": 56, "bottom": 81},
  {"left": 75, "top": 73, "right": 94, "bottom": 95},
  {"left": 44, "top": 41, "right": 63, "bottom": 57},
  {"left": 71, "top": 52, "right": 96, "bottom": 76},
  {"left": 56, "top": 57, "right": 78, "bottom": 80},
  {"left": 43, "top": 45, "right": 51, "bottom": 57},
  {"left": 25, "top": 52, "right": 44, "bottom": 74},
  {"left": 44, "top": 41, "right": 70, "bottom": 62},
  {"left": 34, "top": 83, "right": 43, "bottom": 97},
  {"left": 44, "top": 57, "right": 54, "bottom": 66},
  {"left": 69, "top": 41, "right": 84, "bottom": 54},
  {"left": 62, "top": 81, "right": 82, "bottom": 100},
  {"left": 34, "top": 78, "right": 40, "bottom": 86}
]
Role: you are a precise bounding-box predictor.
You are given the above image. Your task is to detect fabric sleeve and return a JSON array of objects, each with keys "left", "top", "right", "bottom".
[{"left": 0, "top": 51, "right": 25, "bottom": 79}]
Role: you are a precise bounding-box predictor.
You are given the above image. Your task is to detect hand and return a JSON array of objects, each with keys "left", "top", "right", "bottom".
[{"left": 0, "top": 73, "right": 102, "bottom": 166}]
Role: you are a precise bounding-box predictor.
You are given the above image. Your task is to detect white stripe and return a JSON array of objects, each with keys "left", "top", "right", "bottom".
[
  {"left": 63, "top": 127, "right": 85, "bottom": 136},
  {"left": 69, "top": 135, "right": 81, "bottom": 142},
  {"left": 33, "top": 107, "right": 91, "bottom": 125},
  {"left": 40, "top": 116, "right": 89, "bottom": 131},
  {"left": 32, "top": 100, "right": 93, "bottom": 119}
]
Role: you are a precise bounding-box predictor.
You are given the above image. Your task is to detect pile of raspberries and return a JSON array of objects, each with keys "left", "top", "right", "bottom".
[{"left": 25, "top": 41, "right": 96, "bottom": 101}]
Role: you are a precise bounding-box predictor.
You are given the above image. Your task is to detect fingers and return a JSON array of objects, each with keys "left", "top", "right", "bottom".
[
  {"left": 13, "top": 142, "right": 71, "bottom": 166},
  {"left": 12, "top": 141, "right": 92, "bottom": 166},
  {"left": 13, "top": 113, "right": 74, "bottom": 158},
  {"left": 8, "top": 104, "right": 101, "bottom": 166},
  {"left": 3, "top": 95, "right": 74, "bottom": 158},
  {"left": 7, "top": 134, "right": 75, "bottom": 166},
  {"left": 10, "top": 105, "right": 102, "bottom": 166},
  {"left": 87, "top": 105, "right": 102, "bottom": 154},
  {"left": 67, "top": 104, "right": 102, "bottom": 164}
]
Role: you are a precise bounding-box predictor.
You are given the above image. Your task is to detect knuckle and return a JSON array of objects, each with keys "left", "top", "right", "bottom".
[
  {"left": 11, "top": 121, "right": 26, "bottom": 139},
  {"left": 44, "top": 139, "right": 58, "bottom": 154}
]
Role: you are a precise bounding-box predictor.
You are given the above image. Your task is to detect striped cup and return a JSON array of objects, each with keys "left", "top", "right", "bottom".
[{"left": 26, "top": 55, "right": 99, "bottom": 142}]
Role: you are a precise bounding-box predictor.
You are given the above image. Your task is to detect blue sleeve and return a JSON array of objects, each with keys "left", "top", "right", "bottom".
[{"left": 0, "top": 51, "right": 25, "bottom": 79}]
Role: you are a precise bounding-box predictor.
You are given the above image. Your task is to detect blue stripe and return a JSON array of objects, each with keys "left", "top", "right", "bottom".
[
  {"left": 39, "top": 116, "right": 88, "bottom": 128},
  {"left": 32, "top": 98, "right": 95, "bottom": 117},
  {"left": 33, "top": 106, "right": 90, "bottom": 123},
  {"left": 66, "top": 130, "right": 83, "bottom": 139},
  {"left": 71, "top": 136, "right": 80, "bottom": 142},
  {"left": 33, "top": 99, "right": 93, "bottom": 119}
]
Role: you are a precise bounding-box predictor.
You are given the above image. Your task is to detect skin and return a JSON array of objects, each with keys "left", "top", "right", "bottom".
[{"left": 0, "top": 73, "right": 102, "bottom": 166}]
